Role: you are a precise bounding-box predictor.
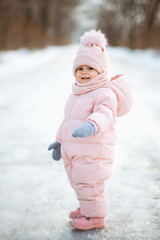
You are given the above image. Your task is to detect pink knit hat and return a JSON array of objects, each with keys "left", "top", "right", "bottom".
[{"left": 73, "top": 29, "right": 108, "bottom": 76}]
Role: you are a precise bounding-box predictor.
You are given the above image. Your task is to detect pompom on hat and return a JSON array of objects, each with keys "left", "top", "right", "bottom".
[{"left": 73, "top": 29, "right": 108, "bottom": 76}]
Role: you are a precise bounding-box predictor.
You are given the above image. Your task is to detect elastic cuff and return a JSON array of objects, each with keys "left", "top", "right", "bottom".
[
  {"left": 87, "top": 119, "right": 99, "bottom": 135},
  {"left": 56, "top": 138, "right": 62, "bottom": 144}
]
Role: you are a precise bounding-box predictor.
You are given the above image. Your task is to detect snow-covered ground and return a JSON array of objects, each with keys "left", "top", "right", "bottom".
[{"left": 0, "top": 45, "right": 160, "bottom": 240}]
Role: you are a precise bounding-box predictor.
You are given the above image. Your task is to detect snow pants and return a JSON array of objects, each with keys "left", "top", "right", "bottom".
[{"left": 62, "top": 151, "right": 112, "bottom": 218}]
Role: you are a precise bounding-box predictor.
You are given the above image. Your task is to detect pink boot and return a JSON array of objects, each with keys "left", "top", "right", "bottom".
[
  {"left": 69, "top": 208, "right": 81, "bottom": 219},
  {"left": 71, "top": 215, "right": 105, "bottom": 230}
]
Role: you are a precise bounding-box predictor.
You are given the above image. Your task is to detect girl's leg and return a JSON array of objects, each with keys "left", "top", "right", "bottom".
[{"left": 72, "top": 156, "right": 112, "bottom": 218}]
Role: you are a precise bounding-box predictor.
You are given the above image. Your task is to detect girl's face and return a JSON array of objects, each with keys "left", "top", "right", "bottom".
[{"left": 76, "top": 65, "right": 99, "bottom": 83}]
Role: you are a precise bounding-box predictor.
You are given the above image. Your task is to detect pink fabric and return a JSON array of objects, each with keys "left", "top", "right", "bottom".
[
  {"left": 56, "top": 74, "right": 132, "bottom": 217},
  {"left": 73, "top": 30, "right": 108, "bottom": 76},
  {"left": 72, "top": 71, "right": 110, "bottom": 94},
  {"left": 73, "top": 45, "right": 108, "bottom": 75},
  {"left": 72, "top": 72, "right": 133, "bottom": 117}
]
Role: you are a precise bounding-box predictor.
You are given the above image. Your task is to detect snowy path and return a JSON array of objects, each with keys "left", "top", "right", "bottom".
[{"left": 0, "top": 46, "right": 160, "bottom": 240}]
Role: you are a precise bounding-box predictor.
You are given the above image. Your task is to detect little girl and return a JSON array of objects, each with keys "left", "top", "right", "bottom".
[{"left": 48, "top": 29, "right": 133, "bottom": 230}]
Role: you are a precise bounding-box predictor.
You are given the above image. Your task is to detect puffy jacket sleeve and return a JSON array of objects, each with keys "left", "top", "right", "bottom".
[{"left": 87, "top": 88, "right": 117, "bottom": 134}]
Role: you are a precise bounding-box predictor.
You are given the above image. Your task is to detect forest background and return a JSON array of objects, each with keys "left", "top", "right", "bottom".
[{"left": 0, "top": 0, "right": 160, "bottom": 50}]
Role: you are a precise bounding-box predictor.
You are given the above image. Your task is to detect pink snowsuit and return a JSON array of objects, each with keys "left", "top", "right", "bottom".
[{"left": 56, "top": 74, "right": 132, "bottom": 217}]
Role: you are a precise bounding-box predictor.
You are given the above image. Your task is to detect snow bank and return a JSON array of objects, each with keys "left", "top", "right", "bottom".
[
  {"left": 108, "top": 47, "right": 160, "bottom": 72},
  {"left": 1, "top": 46, "right": 160, "bottom": 78},
  {"left": 0, "top": 47, "right": 64, "bottom": 78}
]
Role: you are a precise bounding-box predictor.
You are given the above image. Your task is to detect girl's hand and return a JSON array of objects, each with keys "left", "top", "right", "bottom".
[
  {"left": 48, "top": 141, "right": 61, "bottom": 161},
  {"left": 72, "top": 122, "right": 95, "bottom": 138}
]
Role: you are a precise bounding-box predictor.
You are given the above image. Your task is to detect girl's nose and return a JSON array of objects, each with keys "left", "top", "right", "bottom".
[{"left": 82, "top": 70, "right": 87, "bottom": 74}]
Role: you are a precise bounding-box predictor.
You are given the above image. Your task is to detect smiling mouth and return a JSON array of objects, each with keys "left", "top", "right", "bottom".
[{"left": 81, "top": 77, "right": 89, "bottom": 80}]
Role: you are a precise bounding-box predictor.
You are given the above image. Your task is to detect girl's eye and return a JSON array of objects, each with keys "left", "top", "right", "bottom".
[
  {"left": 88, "top": 67, "right": 93, "bottom": 70},
  {"left": 77, "top": 67, "right": 83, "bottom": 71}
]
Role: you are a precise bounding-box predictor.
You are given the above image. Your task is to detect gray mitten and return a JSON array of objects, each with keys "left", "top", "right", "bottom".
[
  {"left": 72, "top": 122, "right": 95, "bottom": 138},
  {"left": 48, "top": 141, "right": 61, "bottom": 161}
]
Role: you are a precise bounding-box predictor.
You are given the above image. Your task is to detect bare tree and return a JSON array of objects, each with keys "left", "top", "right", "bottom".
[
  {"left": 0, "top": 0, "right": 81, "bottom": 50},
  {"left": 97, "top": 0, "right": 160, "bottom": 48}
]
